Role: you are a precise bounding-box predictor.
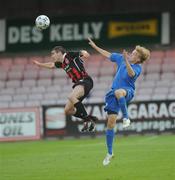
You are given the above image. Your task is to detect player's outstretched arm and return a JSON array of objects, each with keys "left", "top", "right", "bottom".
[
  {"left": 123, "top": 50, "right": 135, "bottom": 77},
  {"left": 33, "top": 60, "right": 55, "bottom": 69},
  {"left": 88, "top": 38, "right": 111, "bottom": 58}
]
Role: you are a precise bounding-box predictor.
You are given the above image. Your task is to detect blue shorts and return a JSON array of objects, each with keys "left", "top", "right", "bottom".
[{"left": 104, "top": 89, "right": 134, "bottom": 114}]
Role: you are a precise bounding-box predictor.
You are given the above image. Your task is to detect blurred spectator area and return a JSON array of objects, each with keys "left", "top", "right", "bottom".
[
  {"left": 0, "top": 0, "right": 174, "bottom": 18},
  {"left": 0, "top": 49, "right": 175, "bottom": 108}
]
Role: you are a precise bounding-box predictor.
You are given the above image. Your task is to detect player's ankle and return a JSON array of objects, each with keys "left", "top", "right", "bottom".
[{"left": 123, "top": 117, "right": 129, "bottom": 121}]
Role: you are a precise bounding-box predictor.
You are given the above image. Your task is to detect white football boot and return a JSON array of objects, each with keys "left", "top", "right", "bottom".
[
  {"left": 123, "top": 118, "right": 131, "bottom": 128},
  {"left": 103, "top": 153, "right": 114, "bottom": 166}
]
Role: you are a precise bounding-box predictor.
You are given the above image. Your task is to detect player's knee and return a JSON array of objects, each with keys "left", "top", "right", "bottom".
[
  {"left": 115, "top": 90, "right": 125, "bottom": 99},
  {"left": 64, "top": 107, "right": 69, "bottom": 115},
  {"left": 107, "top": 119, "right": 116, "bottom": 129},
  {"left": 64, "top": 107, "right": 72, "bottom": 115}
]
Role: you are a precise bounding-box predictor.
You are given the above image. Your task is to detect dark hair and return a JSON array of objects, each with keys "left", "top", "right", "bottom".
[{"left": 52, "top": 46, "right": 66, "bottom": 54}]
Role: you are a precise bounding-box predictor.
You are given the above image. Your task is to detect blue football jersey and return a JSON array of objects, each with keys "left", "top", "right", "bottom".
[{"left": 110, "top": 53, "right": 142, "bottom": 93}]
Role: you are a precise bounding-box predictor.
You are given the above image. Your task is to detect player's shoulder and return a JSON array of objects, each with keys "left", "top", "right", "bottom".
[
  {"left": 110, "top": 52, "right": 123, "bottom": 59},
  {"left": 132, "top": 63, "right": 142, "bottom": 68},
  {"left": 110, "top": 53, "right": 124, "bottom": 63}
]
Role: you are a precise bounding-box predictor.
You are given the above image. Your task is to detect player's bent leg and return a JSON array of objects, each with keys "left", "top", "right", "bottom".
[
  {"left": 68, "top": 85, "right": 87, "bottom": 118},
  {"left": 103, "top": 114, "right": 117, "bottom": 166},
  {"left": 68, "top": 85, "right": 97, "bottom": 132},
  {"left": 115, "top": 89, "right": 131, "bottom": 128},
  {"left": 68, "top": 88, "right": 88, "bottom": 131},
  {"left": 64, "top": 100, "right": 76, "bottom": 116}
]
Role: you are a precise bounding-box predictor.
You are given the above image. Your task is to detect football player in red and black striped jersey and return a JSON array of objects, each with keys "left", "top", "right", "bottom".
[{"left": 33, "top": 46, "right": 98, "bottom": 132}]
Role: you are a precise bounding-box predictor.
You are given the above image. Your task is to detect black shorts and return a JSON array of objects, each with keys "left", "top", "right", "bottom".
[{"left": 72, "top": 76, "right": 93, "bottom": 101}]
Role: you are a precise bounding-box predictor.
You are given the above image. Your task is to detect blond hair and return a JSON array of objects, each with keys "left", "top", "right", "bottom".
[{"left": 135, "top": 45, "right": 150, "bottom": 63}]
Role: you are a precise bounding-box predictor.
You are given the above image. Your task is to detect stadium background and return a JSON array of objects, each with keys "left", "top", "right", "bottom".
[{"left": 0, "top": 0, "right": 175, "bottom": 179}]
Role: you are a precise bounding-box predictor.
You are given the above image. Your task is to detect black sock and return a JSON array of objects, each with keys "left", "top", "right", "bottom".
[{"left": 73, "top": 101, "right": 88, "bottom": 119}]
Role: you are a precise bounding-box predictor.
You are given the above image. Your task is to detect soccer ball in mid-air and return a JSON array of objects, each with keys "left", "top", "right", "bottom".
[{"left": 35, "top": 15, "right": 50, "bottom": 30}]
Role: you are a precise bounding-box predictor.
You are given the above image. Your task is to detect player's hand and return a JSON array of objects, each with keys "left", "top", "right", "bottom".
[
  {"left": 33, "top": 60, "right": 40, "bottom": 66},
  {"left": 123, "top": 50, "right": 129, "bottom": 62},
  {"left": 88, "top": 37, "right": 96, "bottom": 48},
  {"left": 81, "top": 50, "right": 90, "bottom": 59}
]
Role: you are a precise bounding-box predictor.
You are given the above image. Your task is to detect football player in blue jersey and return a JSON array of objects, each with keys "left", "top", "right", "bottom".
[{"left": 88, "top": 38, "right": 150, "bottom": 165}]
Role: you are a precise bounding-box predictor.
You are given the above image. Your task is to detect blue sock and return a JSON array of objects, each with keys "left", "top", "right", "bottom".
[
  {"left": 118, "top": 97, "right": 128, "bottom": 119},
  {"left": 106, "top": 129, "right": 114, "bottom": 155}
]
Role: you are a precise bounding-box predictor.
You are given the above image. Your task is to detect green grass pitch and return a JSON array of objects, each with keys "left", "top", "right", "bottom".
[{"left": 0, "top": 134, "right": 175, "bottom": 180}]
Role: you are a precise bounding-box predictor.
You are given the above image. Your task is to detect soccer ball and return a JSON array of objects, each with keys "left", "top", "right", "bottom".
[{"left": 35, "top": 15, "right": 50, "bottom": 30}]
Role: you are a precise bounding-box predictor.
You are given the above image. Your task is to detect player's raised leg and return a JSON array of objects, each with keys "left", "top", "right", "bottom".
[
  {"left": 64, "top": 99, "right": 76, "bottom": 116},
  {"left": 115, "top": 89, "right": 131, "bottom": 128},
  {"left": 68, "top": 85, "right": 87, "bottom": 117},
  {"left": 66, "top": 85, "right": 97, "bottom": 132}
]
